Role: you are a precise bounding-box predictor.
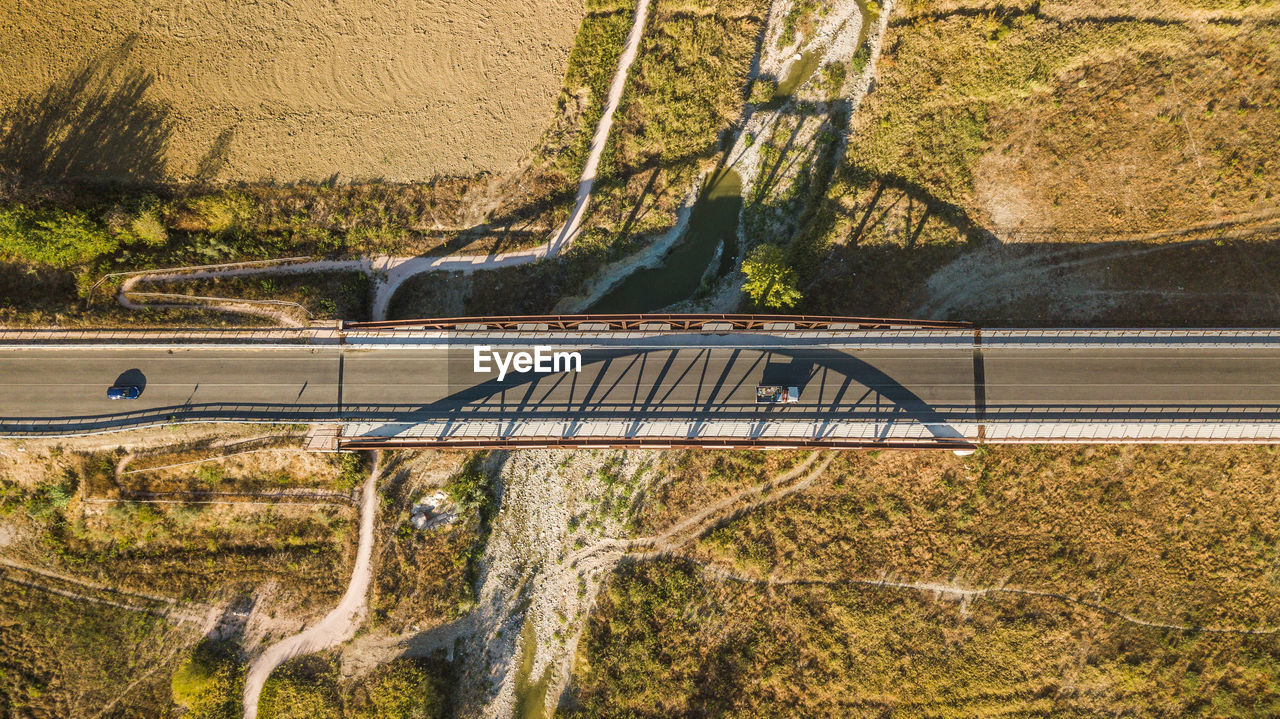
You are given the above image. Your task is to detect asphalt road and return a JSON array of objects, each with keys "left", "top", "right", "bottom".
[{"left": 2, "top": 343, "right": 1280, "bottom": 434}]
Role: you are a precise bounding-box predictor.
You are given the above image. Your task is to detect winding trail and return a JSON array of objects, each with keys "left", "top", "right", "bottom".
[
  {"left": 116, "top": 258, "right": 362, "bottom": 324},
  {"left": 546, "top": 0, "right": 653, "bottom": 257},
  {"left": 241, "top": 452, "right": 381, "bottom": 719}
]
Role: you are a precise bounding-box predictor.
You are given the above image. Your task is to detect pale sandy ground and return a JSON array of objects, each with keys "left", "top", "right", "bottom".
[{"left": 0, "top": 0, "right": 582, "bottom": 183}]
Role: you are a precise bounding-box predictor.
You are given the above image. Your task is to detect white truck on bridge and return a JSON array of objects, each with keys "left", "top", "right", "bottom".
[{"left": 756, "top": 385, "right": 800, "bottom": 404}]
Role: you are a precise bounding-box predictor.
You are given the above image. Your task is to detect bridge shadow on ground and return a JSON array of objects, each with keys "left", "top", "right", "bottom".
[{"left": 796, "top": 164, "right": 1280, "bottom": 327}]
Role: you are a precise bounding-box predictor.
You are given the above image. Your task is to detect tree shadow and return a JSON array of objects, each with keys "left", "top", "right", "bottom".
[
  {"left": 0, "top": 37, "right": 173, "bottom": 184},
  {"left": 193, "top": 127, "right": 235, "bottom": 183}
]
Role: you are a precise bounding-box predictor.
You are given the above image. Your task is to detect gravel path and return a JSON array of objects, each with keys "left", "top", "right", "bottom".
[{"left": 241, "top": 452, "right": 380, "bottom": 719}]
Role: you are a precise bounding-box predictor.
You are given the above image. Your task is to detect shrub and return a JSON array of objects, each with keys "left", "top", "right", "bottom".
[
  {"left": 258, "top": 656, "right": 341, "bottom": 719},
  {"left": 356, "top": 660, "right": 446, "bottom": 719},
  {"left": 129, "top": 209, "right": 169, "bottom": 247},
  {"left": 819, "top": 62, "right": 848, "bottom": 99},
  {"left": 0, "top": 204, "right": 118, "bottom": 268},
  {"left": 24, "top": 470, "right": 78, "bottom": 521},
  {"left": 196, "top": 464, "right": 225, "bottom": 486},
  {"left": 749, "top": 77, "right": 778, "bottom": 105},
  {"left": 444, "top": 453, "right": 493, "bottom": 515},
  {"left": 171, "top": 640, "right": 242, "bottom": 716},
  {"left": 741, "top": 244, "right": 802, "bottom": 309},
  {"left": 337, "top": 453, "right": 366, "bottom": 491},
  {"left": 190, "top": 194, "right": 253, "bottom": 237},
  {"left": 849, "top": 44, "right": 871, "bottom": 76},
  {"left": 776, "top": 0, "right": 821, "bottom": 49}
]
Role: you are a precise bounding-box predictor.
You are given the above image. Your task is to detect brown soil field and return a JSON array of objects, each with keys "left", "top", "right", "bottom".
[{"left": 0, "top": 0, "right": 582, "bottom": 183}]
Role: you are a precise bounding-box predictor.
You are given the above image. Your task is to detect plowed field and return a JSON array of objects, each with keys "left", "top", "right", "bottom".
[{"left": 0, "top": 0, "right": 581, "bottom": 183}]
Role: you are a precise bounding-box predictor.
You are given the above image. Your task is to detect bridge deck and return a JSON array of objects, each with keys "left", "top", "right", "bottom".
[{"left": 2, "top": 333, "right": 1279, "bottom": 446}]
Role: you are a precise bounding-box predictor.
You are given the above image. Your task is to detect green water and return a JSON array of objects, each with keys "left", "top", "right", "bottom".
[
  {"left": 763, "top": 49, "right": 821, "bottom": 110},
  {"left": 514, "top": 619, "right": 550, "bottom": 719},
  {"left": 590, "top": 167, "right": 743, "bottom": 313}
]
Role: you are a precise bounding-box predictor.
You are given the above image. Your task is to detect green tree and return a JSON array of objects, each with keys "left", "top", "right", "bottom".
[
  {"left": 172, "top": 640, "right": 244, "bottom": 719},
  {"left": 0, "top": 204, "right": 118, "bottom": 268},
  {"left": 741, "top": 243, "right": 802, "bottom": 309}
]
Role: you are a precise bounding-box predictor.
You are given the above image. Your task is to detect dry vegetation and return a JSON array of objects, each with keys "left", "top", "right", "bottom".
[
  {"left": 795, "top": 0, "right": 1280, "bottom": 324},
  {"left": 111, "top": 441, "right": 365, "bottom": 498},
  {"left": 0, "top": 446, "right": 358, "bottom": 611},
  {"left": 701, "top": 446, "right": 1280, "bottom": 629},
  {"left": 257, "top": 653, "right": 450, "bottom": 719},
  {"left": 575, "top": 560, "right": 1280, "bottom": 717},
  {"left": 0, "top": 582, "right": 202, "bottom": 718},
  {"left": 572, "top": 445, "right": 1280, "bottom": 716},
  {"left": 634, "top": 450, "right": 811, "bottom": 535},
  {"left": 589, "top": 0, "right": 768, "bottom": 235},
  {"left": 370, "top": 452, "right": 477, "bottom": 632}
]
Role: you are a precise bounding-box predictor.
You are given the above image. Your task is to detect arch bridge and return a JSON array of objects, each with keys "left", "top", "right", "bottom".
[{"left": 2, "top": 314, "right": 1278, "bottom": 450}]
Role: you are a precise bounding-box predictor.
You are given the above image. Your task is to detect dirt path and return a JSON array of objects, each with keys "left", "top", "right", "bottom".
[
  {"left": 241, "top": 452, "right": 380, "bottom": 719},
  {"left": 116, "top": 258, "right": 363, "bottom": 324},
  {"left": 547, "top": 0, "right": 654, "bottom": 257}
]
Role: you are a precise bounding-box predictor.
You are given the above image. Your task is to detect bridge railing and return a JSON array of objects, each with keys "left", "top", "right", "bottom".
[
  {"left": 340, "top": 313, "right": 974, "bottom": 332},
  {"left": 335, "top": 436, "right": 974, "bottom": 451}
]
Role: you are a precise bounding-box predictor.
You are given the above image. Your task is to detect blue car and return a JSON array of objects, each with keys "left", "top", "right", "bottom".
[{"left": 107, "top": 385, "right": 141, "bottom": 400}]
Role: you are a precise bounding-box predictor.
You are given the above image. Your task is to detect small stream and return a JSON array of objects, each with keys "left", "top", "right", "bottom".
[
  {"left": 587, "top": 34, "right": 840, "bottom": 313},
  {"left": 589, "top": 167, "right": 743, "bottom": 313}
]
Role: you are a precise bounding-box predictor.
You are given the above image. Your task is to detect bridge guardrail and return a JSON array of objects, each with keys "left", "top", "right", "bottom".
[{"left": 340, "top": 313, "right": 974, "bottom": 332}]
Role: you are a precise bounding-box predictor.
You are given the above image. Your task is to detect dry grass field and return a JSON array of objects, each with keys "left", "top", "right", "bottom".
[
  {"left": 0, "top": 0, "right": 582, "bottom": 183},
  {"left": 572, "top": 446, "right": 1280, "bottom": 716},
  {"left": 795, "top": 0, "right": 1280, "bottom": 325}
]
